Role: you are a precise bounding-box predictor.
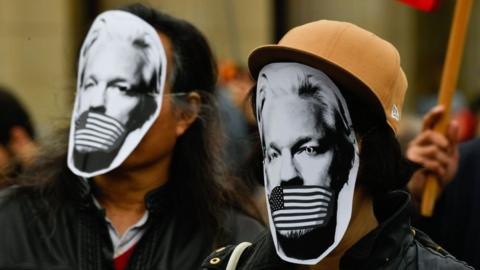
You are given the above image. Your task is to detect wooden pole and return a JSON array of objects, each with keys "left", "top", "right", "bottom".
[{"left": 421, "top": 0, "right": 474, "bottom": 216}]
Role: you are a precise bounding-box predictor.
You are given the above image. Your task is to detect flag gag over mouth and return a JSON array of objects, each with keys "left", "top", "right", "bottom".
[
  {"left": 67, "top": 11, "right": 167, "bottom": 178},
  {"left": 256, "top": 62, "right": 359, "bottom": 265},
  {"left": 74, "top": 111, "right": 127, "bottom": 153},
  {"left": 269, "top": 186, "right": 335, "bottom": 235}
]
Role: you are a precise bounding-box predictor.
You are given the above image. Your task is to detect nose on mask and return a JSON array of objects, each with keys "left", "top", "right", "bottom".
[
  {"left": 269, "top": 185, "right": 335, "bottom": 232},
  {"left": 74, "top": 111, "right": 127, "bottom": 153}
]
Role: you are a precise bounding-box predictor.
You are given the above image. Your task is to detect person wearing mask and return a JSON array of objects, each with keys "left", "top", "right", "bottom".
[
  {"left": 0, "top": 4, "right": 262, "bottom": 270},
  {"left": 202, "top": 20, "right": 472, "bottom": 270}
]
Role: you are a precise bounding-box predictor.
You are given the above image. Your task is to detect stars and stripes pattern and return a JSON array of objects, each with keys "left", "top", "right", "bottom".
[
  {"left": 269, "top": 186, "right": 334, "bottom": 231},
  {"left": 74, "top": 111, "right": 126, "bottom": 152}
]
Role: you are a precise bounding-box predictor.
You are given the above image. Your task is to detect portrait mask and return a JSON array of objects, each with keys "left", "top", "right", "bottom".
[
  {"left": 67, "top": 11, "right": 167, "bottom": 177},
  {"left": 256, "top": 62, "right": 359, "bottom": 264}
]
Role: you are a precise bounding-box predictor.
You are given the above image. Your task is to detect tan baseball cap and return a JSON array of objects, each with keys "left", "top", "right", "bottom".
[{"left": 249, "top": 20, "right": 407, "bottom": 134}]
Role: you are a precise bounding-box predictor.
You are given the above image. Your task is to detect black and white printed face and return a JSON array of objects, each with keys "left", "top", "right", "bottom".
[
  {"left": 262, "top": 81, "right": 336, "bottom": 238},
  {"left": 256, "top": 62, "right": 359, "bottom": 264},
  {"left": 75, "top": 42, "right": 151, "bottom": 154},
  {"left": 67, "top": 11, "right": 167, "bottom": 178}
]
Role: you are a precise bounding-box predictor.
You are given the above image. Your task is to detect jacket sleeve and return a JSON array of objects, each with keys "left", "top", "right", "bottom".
[{"left": 412, "top": 228, "right": 474, "bottom": 270}]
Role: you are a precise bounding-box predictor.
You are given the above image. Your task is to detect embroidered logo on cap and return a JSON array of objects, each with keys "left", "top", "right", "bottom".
[{"left": 391, "top": 104, "right": 400, "bottom": 121}]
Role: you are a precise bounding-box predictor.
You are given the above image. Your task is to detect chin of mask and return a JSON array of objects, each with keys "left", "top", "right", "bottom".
[
  {"left": 67, "top": 10, "right": 167, "bottom": 178},
  {"left": 256, "top": 62, "right": 360, "bottom": 265}
]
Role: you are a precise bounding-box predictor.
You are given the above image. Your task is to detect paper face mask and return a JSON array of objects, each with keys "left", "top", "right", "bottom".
[
  {"left": 256, "top": 62, "right": 359, "bottom": 265},
  {"left": 67, "top": 11, "right": 167, "bottom": 178}
]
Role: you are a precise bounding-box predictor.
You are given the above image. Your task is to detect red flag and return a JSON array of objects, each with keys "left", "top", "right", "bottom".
[{"left": 397, "top": 0, "right": 440, "bottom": 12}]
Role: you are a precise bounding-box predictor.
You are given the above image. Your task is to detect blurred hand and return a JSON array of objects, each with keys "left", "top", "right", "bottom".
[{"left": 406, "top": 105, "right": 459, "bottom": 204}]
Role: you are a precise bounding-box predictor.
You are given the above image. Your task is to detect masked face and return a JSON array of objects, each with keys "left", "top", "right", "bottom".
[
  {"left": 256, "top": 62, "right": 359, "bottom": 264},
  {"left": 264, "top": 95, "right": 336, "bottom": 237},
  {"left": 75, "top": 43, "right": 146, "bottom": 153},
  {"left": 68, "top": 11, "right": 167, "bottom": 178}
]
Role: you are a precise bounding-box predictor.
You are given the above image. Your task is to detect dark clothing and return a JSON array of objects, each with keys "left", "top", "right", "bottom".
[
  {"left": 414, "top": 138, "right": 480, "bottom": 270},
  {"left": 0, "top": 180, "right": 263, "bottom": 270},
  {"left": 202, "top": 191, "right": 473, "bottom": 270}
]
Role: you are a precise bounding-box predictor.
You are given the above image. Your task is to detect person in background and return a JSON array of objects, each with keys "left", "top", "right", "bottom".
[
  {"left": 0, "top": 4, "right": 262, "bottom": 270},
  {"left": 0, "top": 87, "right": 37, "bottom": 186},
  {"left": 407, "top": 105, "right": 480, "bottom": 270},
  {"left": 216, "top": 60, "right": 254, "bottom": 177},
  {"left": 216, "top": 60, "right": 270, "bottom": 223}
]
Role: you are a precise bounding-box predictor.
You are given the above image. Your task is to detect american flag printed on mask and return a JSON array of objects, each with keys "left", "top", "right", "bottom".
[
  {"left": 269, "top": 186, "right": 334, "bottom": 231},
  {"left": 74, "top": 111, "right": 126, "bottom": 152}
]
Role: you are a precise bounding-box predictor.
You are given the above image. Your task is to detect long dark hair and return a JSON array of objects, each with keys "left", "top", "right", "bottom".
[
  {"left": 122, "top": 3, "right": 262, "bottom": 237},
  {"left": 9, "top": 4, "right": 260, "bottom": 241}
]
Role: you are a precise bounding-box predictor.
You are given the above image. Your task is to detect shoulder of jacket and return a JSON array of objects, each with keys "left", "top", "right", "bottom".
[
  {"left": 412, "top": 227, "right": 474, "bottom": 269},
  {"left": 202, "top": 242, "right": 257, "bottom": 270}
]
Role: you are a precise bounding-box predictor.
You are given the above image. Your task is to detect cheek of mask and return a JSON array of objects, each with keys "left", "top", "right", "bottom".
[
  {"left": 269, "top": 185, "right": 335, "bottom": 237},
  {"left": 74, "top": 111, "right": 127, "bottom": 153}
]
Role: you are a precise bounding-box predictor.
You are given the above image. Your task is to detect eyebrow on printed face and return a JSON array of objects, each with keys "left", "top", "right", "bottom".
[
  {"left": 269, "top": 137, "right": 313, "bottom": 153},
  {"left": 268, "top": 134, "right": 332, "bottom": 154},
  {"left": 84, "top": 74, "right": 139, "bottom": 93}
]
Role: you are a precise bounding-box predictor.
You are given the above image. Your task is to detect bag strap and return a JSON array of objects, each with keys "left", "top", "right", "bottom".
[{"left": 225, "top": 242, "right": 252, "bottom": 270}]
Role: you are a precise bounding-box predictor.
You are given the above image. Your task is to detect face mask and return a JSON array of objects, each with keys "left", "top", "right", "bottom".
[
  {"left": 256, "top": 62, "right": 359, "bottom": 265},
  {"left": 67, "top": 11, "right": 167, "bottom": 178}
]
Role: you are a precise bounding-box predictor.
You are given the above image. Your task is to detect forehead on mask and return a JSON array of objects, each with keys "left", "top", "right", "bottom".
[
  {"left": 79, "top": 21, "right": 159, "bottom": 95},
  {"left": 256, "top": 63, "right": 351, "bottom": 144},
  {"left": 80, "top": 40, "right": 155, "bottom": 91}
]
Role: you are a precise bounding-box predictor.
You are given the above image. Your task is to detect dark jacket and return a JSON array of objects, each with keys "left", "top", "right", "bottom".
[
  {"left": 414, "top": 138, "right": 480, "bottom": 270},
  {"left": 202, "top": 191, "right": 473, "bottom": 270},
  {"left": 0, "top": 180, "right": 263, "bottom": 270}
]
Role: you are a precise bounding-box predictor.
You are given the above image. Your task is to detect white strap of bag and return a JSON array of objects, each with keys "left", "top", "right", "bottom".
[{"left": 225, "top": 242, "right": 252, "bottom": 270}]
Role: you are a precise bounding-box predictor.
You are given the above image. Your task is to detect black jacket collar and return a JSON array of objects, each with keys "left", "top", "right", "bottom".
[{"left": 340, "top": 190, "right": 413, "bottom": 269}]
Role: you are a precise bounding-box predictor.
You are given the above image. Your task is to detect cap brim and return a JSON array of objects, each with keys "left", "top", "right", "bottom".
[{"left": 248, "top": 45, "right": 386, "bottom": 131}]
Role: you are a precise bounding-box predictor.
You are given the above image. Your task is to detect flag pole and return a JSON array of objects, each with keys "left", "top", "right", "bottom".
[{"left": 421, "top": 0, "right": 474, "bottom": 216}]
